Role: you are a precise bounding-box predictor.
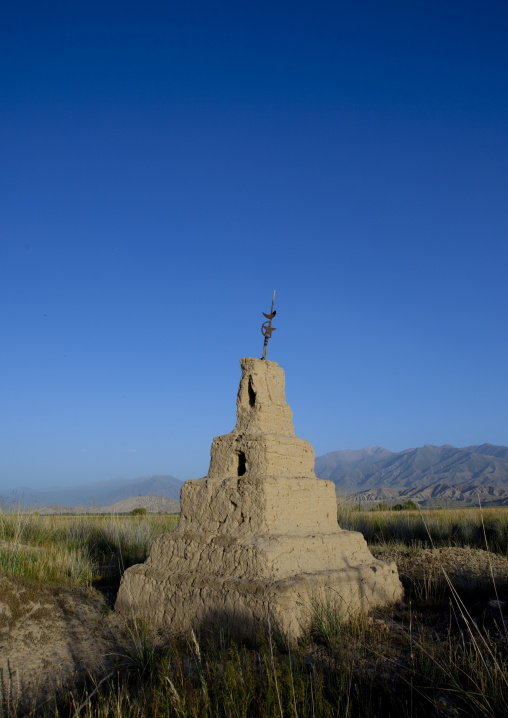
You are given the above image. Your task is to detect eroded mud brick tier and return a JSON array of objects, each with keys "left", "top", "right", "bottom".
[{"left": 115, "top": 358, "right": 403, "bottom": 640}]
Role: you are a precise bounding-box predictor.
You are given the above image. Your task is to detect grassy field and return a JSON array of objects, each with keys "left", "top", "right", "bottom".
[
  {"left": 1, "top": 507, "right": 507, "bottom": 717},
  {"left": 337, "top": 505, "right": 508, "bottom": 555},
  {"left": 0, "top": 512, "right": 179, "bottom": 586}
]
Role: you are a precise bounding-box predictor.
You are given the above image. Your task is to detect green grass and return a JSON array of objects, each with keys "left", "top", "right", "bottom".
[
  {"left": 0, "top": 510, "right": 179, "bottom": 585},
  {"left": 0, "top": 543, "right": 95, "bottom": 584}
]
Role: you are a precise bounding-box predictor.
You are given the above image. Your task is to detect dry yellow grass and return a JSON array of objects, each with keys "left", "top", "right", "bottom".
[{"left": 338, "top": 505, "right": 508, "bottom": 554}]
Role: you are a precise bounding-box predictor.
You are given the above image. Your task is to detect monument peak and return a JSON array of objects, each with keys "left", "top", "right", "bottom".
[{"left": 116, "top": 358, "right": 403, "bottom": 640}]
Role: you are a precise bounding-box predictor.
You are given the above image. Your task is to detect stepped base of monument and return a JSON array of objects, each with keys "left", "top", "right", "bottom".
[
  {"left": 139, "top": 528, "right": 388, "bottom": 579},
  {"left": 115, "top": 559, "right": 403, "bottom": 641}
]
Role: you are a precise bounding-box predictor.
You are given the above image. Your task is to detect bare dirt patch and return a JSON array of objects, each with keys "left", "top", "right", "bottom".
[
  {"left": 0, "top": 575, "right": 123, "bottom": 713},
  {"left": 374, "top": 546, "right": 508, "bottom": 593},
  {"left": 373, "top": 546, "right": 508, "bottom": 653}
]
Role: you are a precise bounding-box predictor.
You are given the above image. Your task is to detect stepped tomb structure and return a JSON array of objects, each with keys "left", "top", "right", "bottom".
[{"left": 116, "top": 357, "right": 403, "bottom": 639}]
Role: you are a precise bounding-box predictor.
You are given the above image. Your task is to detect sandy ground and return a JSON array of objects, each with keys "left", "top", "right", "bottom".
[{"left": 0, "top": 576, "right": 123, "bottom": 713}]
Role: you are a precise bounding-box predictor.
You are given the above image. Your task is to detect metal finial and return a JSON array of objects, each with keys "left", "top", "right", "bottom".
[{"left": 261, "top": 290, "right": 276, "bottom": 359}]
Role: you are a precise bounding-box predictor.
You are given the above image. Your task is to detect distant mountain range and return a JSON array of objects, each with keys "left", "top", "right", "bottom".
[
  {"left": 1, "top": 475, "right": 184, "bottom": 510},
  {"left": 3, "top": 443, "right": 508, "bottom": 511},
  {"left": 314, "top": 443, "right": 508, "bottom": 506}
]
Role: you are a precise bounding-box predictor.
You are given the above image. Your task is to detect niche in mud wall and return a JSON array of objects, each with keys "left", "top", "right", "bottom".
[
  {"left": 237, "top": 451, "right": 247, "bottom": 476},
  {"left": 248, "top": 377, "right": 256, "bottom": 408}
]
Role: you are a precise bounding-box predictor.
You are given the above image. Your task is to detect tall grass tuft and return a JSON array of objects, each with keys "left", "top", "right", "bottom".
[
  {"left": 0, "top": 509, "right": 179, "bottom": 585},
  {"left": 338, "top": 505, "right": 508, "bottom": 554}
]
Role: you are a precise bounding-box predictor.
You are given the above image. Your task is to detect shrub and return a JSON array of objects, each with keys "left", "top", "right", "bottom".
[{"left": 402, "top": 500, "right": 418, "bottom": 510}]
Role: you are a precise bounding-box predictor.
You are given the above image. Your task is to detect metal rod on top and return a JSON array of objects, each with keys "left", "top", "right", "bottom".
[{"left": 261, "top": 290, "right": 276, "bottom": 360}]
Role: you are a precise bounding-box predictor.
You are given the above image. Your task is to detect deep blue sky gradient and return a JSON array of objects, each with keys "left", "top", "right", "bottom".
[{"left": 2, "top": 1, "right": 507, "bottom": 488}]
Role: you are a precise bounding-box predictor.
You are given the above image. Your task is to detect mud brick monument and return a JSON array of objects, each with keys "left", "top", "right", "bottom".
[{"left": 116, "top": 298, "right": 403, "bottom": 639}]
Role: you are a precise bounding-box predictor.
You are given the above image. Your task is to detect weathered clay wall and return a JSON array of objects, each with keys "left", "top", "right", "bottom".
[
  {"left": 116, "top": 357, "right": 403, "bottom": 640},
  {"left": 234, "top": 358, "right": 295, "bottom": 436},
  {"left": 178, "top": 475, "right": 338, "bottom": 535}
]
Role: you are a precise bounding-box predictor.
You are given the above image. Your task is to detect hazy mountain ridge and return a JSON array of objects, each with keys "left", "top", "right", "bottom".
[
  {"left": 315, "top": 446, "right": 394, "bottom": 482},
  {"left": 315, "top": 443, "right": 508, "bottom": 506},
  {"left": 3, "top": 442, "right": 508, "bottom": 511},
  {"left": 315, "top": 443, "right": 508, "bottom": 492},
  {"left": 1, "top": 475, "right": 184, "bottom": 509}
]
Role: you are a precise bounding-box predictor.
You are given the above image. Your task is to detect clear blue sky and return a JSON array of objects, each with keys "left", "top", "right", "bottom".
[{"left": 2, "top": 1, "right": 507, "bottom": 489}]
